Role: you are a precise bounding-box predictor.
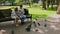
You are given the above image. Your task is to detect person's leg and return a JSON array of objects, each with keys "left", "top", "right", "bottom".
[
  {"left": 20, "top": 15, "right": 26, "bottom": 25},
  {"left": 21, "top": 18, "right": 24, "bottom": 25},
  {"left": 14, "top": 18, "right": 19, "bottom": 27}
]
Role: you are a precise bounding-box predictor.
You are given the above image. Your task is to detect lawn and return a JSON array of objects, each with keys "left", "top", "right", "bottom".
[
  {"left": 0, "top": 5, "right": 56, "bottom": 19},
  {"left": 23, "top": 5, "right": 56, "bottom": 19}
]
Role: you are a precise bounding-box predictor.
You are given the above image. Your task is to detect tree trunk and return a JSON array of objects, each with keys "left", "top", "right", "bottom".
[
  {"left": 47, "top": 0, "right": 50, "bottom": 8},
  {"left": 42, "top": 0, "right": 46, "bottom": 9},
  {"left": 51, "top": 0, "right": 54, "bottom": 9},
  {"left": 28, "top": 0, "right": 32, "bottom": 7}
]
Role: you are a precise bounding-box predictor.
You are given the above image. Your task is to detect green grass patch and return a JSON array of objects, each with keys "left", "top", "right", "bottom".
[
  {"left": 32, "top": 14, "right": 47, "bottom": 19},
  {"left": 24, "top": 5, "right": 56, "bottom": 19},
  {"left": 46, "top": 5, "right": 57, "bottom": 11}
]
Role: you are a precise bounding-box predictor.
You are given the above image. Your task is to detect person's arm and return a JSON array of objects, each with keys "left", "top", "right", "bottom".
[
  {"left": 57, "top": 7, "right": 60, "bottom": 14},
  {"left": 22, "top": 9, "right": 25, "bottom": 15},
  {"left": 17, "top": 10, "right": 22, "bottom": 16},
  {"left": 11, "top": 9, "right": 16, "bottom": 17}
]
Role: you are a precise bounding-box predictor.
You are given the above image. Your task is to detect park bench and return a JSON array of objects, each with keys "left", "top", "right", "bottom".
[{"left": 0, "top": 8, "right": 32, "bottom": 22}]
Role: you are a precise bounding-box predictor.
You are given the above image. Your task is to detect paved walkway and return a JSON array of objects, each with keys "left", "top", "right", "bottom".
[{"left": 0, "top": 18, "right": 60, "bottom": 34}]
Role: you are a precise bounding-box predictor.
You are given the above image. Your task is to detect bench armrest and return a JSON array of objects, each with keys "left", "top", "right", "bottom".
[{"left": 25, "top": 14, "right": 32, "bottom": 18}]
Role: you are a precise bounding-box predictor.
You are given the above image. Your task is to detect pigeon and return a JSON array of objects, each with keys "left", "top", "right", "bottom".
[{"left": 25, "top": 23, "right": 32, "bottom": 32}]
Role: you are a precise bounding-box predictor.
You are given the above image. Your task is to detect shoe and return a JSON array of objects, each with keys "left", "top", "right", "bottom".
[
  {"left": 21, "top": 22, "right": 25, "bottom": 25},
  {"left": 16, "top": 24, "right": 19, "bottom": 27}
]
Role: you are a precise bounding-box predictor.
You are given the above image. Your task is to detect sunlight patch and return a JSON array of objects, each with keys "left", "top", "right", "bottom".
[
  {"left": 50, "top": 25, "right": 59, "bottom": 30},
  {"left": 31, "top": 28, "right": 45, "bottom": 34}
]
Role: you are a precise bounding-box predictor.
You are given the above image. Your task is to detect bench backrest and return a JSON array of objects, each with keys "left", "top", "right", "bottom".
[
  {"left": 0, "top": 8, "right": 29, "bottom": 19},
  {"left": 0, "top": 9, "right": 12, "bottom": 18},
  {"left": 24, "top": 8, "right": 29, "bottom": 15}
]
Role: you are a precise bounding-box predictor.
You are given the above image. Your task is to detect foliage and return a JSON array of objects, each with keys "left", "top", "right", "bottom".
[
  {"left": 0, "top": 0, "right": 15, "bottom": 3},
  {"left": 33, "top": 0, "right": 39, "bottom": 3}
]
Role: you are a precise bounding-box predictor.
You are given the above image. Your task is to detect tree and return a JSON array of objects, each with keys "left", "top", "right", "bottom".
[
  {"left": 0, "top": 0, "right": 15, "bottom": 5},
  {"left": 33, "top": 0, "right": 39, "bottom": 3},
  {"left": 50, "top": 0, "right": 54, "bottom": 9},
  {"left": 42, "top": 0, "right": 46, "bottom": 9},
  {"left": 0, "top": 0, "right": 5, "bottom": 4},
  {"left": 8, "top": 0, "right": 15, "bottom": 3},
  {"left": 27, "top": 0, "right": 33, "bottom": 7},
  {"left": 47, "top": 0, "right": 50, "bottom": 8}
]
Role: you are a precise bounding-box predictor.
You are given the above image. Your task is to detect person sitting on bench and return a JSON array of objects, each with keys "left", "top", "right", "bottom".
[
  {"left": 17, "top": 4, "right": 26, "bottom": 25},
  {"left": 11, "top": 7, "right": 19, "bottom": 27},
  {"left": 11, "top": 4, "right": 26, "bottom": 27}
]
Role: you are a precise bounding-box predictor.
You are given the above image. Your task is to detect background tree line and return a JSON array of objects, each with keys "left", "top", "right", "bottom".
[{"left": 0, "top": 0, "right": 60, "bottom": 9}]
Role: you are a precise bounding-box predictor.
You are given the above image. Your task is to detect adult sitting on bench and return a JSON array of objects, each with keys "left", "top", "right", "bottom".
[{"left": 17, "top": 5, "right": 26, "bottom": 25}]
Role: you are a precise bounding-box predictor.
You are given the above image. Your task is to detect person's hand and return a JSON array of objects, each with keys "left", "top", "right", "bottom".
[
  {"left": 17, "top": 12, "right": 21, "bottom": 16},
  {"left": 57, "top": 11, "right": 60, "bottom": 14}
]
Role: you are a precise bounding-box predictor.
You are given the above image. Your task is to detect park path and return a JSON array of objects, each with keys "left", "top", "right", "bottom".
[{"left": 0, "top": 18, "right": 60, "bottom": 34}]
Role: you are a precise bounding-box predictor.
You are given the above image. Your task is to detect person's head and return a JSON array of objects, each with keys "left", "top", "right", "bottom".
[
  {"left": 15, "top": 7, "right": 18, "bottom": 12},
  {"left": 20, "top": 4, "right": 23, "bottom": 8}
]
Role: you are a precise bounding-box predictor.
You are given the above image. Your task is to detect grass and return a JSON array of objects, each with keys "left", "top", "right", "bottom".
[
  {"left": 23, "top": 5, "right": 56, "bottom": 19},
  {"left": 0, "top": 5, "right": 56, "bottom": 19},
  {"left": 46, "top": 5, "right": 57, "bottom": 11}
]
